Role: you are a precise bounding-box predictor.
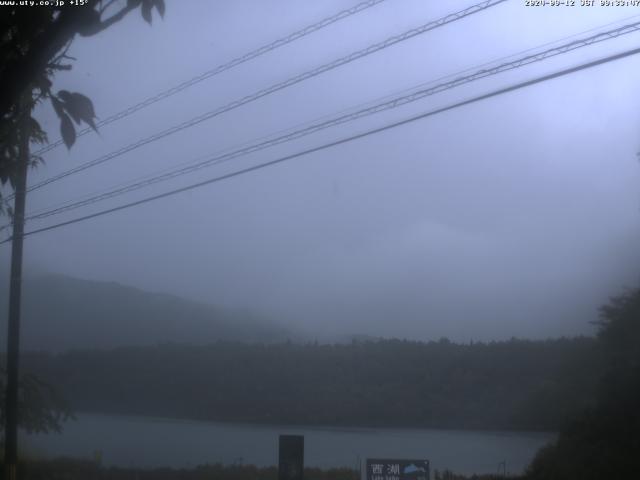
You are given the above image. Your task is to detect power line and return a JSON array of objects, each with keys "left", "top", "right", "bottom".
[
  {"left": 3, "top": 44, "right": 639, "bottom": 245},
  {"left": 21, "top": 18, "right": 640, "bottom": 223},
  {"left": 21, "top": 12, "right": 640, "bottom": 222},
  {"left": 31, "top": 0, "right": 391, "bottom": 156},
  {"left": 23, "top": 0, "right": 506, "bottom": 194}
]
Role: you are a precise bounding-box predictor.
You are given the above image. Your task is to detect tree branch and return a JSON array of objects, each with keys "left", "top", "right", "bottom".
[
  {"left": 0, "top": 1, "right": 139, "bottom": 122},
  {"left": 93, "top": 3, "right": 137, "bottom": 33}
]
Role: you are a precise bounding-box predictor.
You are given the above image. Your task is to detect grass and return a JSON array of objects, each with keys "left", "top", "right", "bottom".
[{"left": 0, "top": 459, "right": 522, "bottom": 480}]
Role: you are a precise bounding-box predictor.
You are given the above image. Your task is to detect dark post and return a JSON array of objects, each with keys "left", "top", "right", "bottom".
[
  {"left": 4, "top": 101, "right": 30, "bottom": 480},
  {"left": 278, "top": 434, "right": 304, "bottom": 480}
]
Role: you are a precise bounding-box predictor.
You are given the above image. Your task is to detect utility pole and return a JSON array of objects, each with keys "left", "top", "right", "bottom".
[{"left": 4, "top": 97, "right": 30, "bottom": 480}]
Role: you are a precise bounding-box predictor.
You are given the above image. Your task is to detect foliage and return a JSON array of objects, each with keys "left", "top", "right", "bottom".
[
  {"left": 0, "top": 0, "right": 165, "bottom": 208},
  {"left": 0, "top": 366, "right": 74, "bottom": 436},
  {"left": 20, "top": 336, "right": 599, "bottom": 431},
  {"left": 525, "top": 287, "right": 640, "bottom": 479},
  {"left": 2, "top": 459, "right": 517, "bottom": 480},
  {"left": 2, "top": 461, "right": 360, "bottom": 480},
  {"left": 433, "top": 470, "right": 512, "bottom": 480}
]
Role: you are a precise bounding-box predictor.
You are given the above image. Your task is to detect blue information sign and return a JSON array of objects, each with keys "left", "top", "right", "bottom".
[{"left": 366, "top": 459, "right": 430, "bottom": 480}]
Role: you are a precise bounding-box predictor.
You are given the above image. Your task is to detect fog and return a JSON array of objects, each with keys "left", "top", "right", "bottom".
[{"left": 2, "top": 0, "right": 640, "bottom": 343}]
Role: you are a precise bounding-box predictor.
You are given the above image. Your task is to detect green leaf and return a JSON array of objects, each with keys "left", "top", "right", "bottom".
[
  {"left": 58, "top": 91, "right": 82, "bottom": 125},
  {"left": 152, "top": 0, "right": 165, "bottom": 18},
  {"left": 57, "top": 90, "right": 72, "bottom": 104},
  {"left": 141, "top": 0, "right": 153, "bottom": 24},
  {"left": 60, "top": 113, "right": 76, "bottom": 149},
  {"left": 50, "top": 96, "right": 65, "bottom": 119},
  {"left": 58, "top": 90, "right": 97, "bottom": 132}
]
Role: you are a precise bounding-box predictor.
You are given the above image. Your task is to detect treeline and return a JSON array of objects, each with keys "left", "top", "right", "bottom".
[
  {"left": 20, "top": 336, "right": 600, "bottom": 431},
  {"left": 525, "top": 287, "right": 640, "bottom": 479}
]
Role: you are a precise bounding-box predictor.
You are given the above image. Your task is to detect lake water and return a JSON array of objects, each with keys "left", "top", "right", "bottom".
[{"left": 23, "top": 413, "right": 555, "bottom": 476}]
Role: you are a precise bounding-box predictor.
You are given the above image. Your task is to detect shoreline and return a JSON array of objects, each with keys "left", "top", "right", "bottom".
[{"left": 61, "top": 411, "right": 559, "bottom": 437}]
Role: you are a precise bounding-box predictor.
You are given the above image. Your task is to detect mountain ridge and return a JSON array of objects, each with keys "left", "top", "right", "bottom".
[{"left": 0, "top": 273, "right": 292, "bottom": 352}]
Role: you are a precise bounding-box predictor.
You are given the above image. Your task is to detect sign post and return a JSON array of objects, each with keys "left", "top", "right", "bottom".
[
  {"left": 279, "top": 435, "right": 304, "bottom": 480},
  {"left": 366, "top": 459, "right": 430, "bottom": 480}
]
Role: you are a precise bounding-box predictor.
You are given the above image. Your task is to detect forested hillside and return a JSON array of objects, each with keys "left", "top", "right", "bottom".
[
  {"left": 0, "top": 274, "right": 291, "bottom": 350},
  {"left": 526, "top": 287, "right": 640, "bottom": 479},
  {"left": 21, "top": 337, "right": 599, "bottom": 431}
]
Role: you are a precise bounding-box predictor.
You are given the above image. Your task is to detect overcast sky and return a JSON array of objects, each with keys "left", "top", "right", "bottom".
[{"left": 2, "top": 0, "right": 640, "bottom": 342}]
